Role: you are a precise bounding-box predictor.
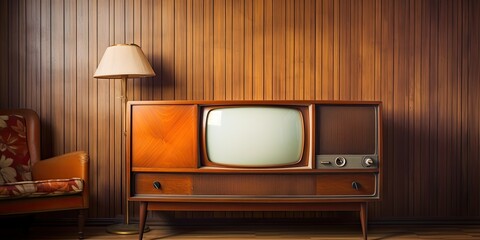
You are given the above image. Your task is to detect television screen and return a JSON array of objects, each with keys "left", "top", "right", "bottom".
[{"left": 204, "top": 106, "right": 304, "bottom": 167}]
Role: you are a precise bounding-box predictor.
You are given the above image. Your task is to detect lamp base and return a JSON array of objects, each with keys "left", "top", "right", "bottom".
[{"left": 106, "top": 223, "right": 150, "bottom": 235}]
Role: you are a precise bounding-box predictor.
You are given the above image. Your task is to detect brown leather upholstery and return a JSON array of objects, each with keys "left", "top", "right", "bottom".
[{"left": 0, "top": 109, "right": 89, "bottom": 239}]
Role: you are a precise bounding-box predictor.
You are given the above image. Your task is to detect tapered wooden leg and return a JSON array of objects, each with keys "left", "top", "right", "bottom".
[
  {"left": 78, "top": 209, "right": 86, "bottom": 239},
  {"left": 360, "top": 202, "right": 368, "bottom": 240},
  {"left": 138, "top": 202, "right": 148, "bottom": 240}
]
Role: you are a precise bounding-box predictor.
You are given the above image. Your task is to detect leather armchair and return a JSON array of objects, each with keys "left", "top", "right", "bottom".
[{"left": 0, "top": 109, "right": 89, "bottom": 239}]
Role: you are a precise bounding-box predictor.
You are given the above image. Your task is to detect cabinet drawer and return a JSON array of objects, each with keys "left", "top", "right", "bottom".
[
  {"left": 316, "top": 174, "right": 376, "bottom": 196},
  {"left": 134, "top": 174, "right": 193, "bottom": 195}
]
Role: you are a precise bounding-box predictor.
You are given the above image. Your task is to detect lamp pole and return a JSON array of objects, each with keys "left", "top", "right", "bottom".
[
  {"left": 105, "top": 76, "right": 150, "bottom": 234},
  {"left": 94, "top": 44, "right": 155, "bottom": 235}
]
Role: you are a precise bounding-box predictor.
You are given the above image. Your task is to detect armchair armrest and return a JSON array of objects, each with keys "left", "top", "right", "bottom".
[{"left": 32, "top": 151, "right": 89, "bottom": 181}]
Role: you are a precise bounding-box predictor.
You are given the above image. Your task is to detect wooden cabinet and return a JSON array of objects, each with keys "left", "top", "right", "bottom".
[{"left": 127, "top": 100, "right": 382, "bottom": 240}]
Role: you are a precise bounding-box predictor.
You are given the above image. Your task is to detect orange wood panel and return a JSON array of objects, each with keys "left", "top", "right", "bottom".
[{"left": 131, "top": 105, "right": 198, "bottom": 168}]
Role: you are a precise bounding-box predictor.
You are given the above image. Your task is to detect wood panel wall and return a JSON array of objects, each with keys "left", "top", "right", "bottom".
[{"left": 1, "top": 0, "right": 480, "bottom": 222}]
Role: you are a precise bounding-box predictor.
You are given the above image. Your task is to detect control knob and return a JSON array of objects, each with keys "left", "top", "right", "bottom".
[
  {"left": 352, "top": 181, "right": 360, "bottom": 191},
  {"left": 363, "top": 157, "right": 374, "bottom": 167},
  {"left": 153, "top": 181, "right": 161, "bottom": 190},
  {"left": 334, "top": 157, "right": 347, "bottom": 167}
]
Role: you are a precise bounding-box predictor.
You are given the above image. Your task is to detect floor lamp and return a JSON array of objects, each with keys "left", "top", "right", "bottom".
[{"left": 94, "top": 43, "right": 155, "bottom": 234}]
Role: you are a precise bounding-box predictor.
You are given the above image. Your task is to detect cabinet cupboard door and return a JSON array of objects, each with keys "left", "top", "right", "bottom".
[{"left": 131, "top": 105, "right": 198, "bottom": 168}]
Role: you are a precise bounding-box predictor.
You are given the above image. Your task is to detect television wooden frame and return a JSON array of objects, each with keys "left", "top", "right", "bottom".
[{"left": 127, "top": 100, "right": 383, "bottom": 240}]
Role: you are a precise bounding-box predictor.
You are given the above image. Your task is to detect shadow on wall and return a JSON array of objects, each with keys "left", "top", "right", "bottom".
[{"left": 133, "top": 55, "right": 176, "bottom": 101}]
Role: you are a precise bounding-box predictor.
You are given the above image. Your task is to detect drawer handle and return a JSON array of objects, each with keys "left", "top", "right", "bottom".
[
  {"left": 153, "top": 181, "right": 161, "bottom": 190},
  {"left": 352, "top": 181, "right": 360, "bottom": 191}
]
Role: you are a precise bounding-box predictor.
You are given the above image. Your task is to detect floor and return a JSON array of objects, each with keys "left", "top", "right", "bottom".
[{"left": 5, "top": 224, "right": 480, "bottom": 240}]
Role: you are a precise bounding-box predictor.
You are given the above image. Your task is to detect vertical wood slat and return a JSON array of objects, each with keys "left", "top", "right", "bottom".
[
  {"left": 87, "top": 0, "right": 99, "bottom": 218},
  {"left": 97, "top": 0, "right": 111, "bottom": 218},
  {"left": 0, "top": 0, "right": 7, "bottom": 108},
  {"left": 252, "top": 0, "right": 264, "bottom": 100},
  {"left": 18, "top": 0, "right": 26, "bottom": 108},
  {"left": 411, "top": 0, "right": 421, "bottom": 217},
  {"left": 213, "top": 0, "right": 226, "bottom": 100},
  {"left": 2, "top": 0, "right": 480, "bottom": 221},
  {"left": 285, "top": 0, "right": 294, "bottom": 100},
  {"left": 232, "top": 0, "right": 245, "bottom": 100},
  {"left": 26, "top": 0, "right": 40, "bottom": 111},
  {"left": 263, "top": 0, "right": 273, "bottom": 100},
  {"left": 175, "top": 0, "right": 187, "bottom": 100},
  {"left": 225, "top": 0, "right": 232, "bottom": 101},
  {"left": 437, "top": 0, "right": 448, "bottom": 216},
  {"left": 8, "top": 1, "right": 19, "bottom": 108},
  {"left": 161, "top": 0, "right": 175, "bottom": 100},
  {"left": 379, "top": 0, "right": 394, "bottom": 217},
  {"left": 192, "top": 0, "right": 203, "bottom": 100},
  {"left": 244, "top": 0, "right": 253, "bottom": 100},
  {"left": 186, "top": 0, "right": 193, "bottom": 100},
  {"left": 392, "top": 0, "right": 408, "bottom": 217},
  {"left": 203, "top": 0, "right": 214, "bottom": 100},
  {"left": 468, "top": 0, "right": 480, "bottom": 216},
  {"left": 319, "top": 0, "right": 332, "bottom": 100},
  {"left": 39, "top": 0, "right": 52, "bottom": 160},
  {"left": 272, "top": 0, "right": 285, "bottom": 100},
  {"left": 51, "top": 0, "right": 64, "bottom": 156},
  {"left": 64, "top": 0, "right": 77, "bottom": 154},
  {"left": 132, "top": 0, "right": 141, "bottom": 100},
  {"left": 304, "top": 0, "right": 315, "bottom": 100}
]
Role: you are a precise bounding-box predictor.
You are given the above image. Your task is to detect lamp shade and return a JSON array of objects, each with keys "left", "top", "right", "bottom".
[{"left": 94, "top": 44, "right": 155, "bottom": 79}]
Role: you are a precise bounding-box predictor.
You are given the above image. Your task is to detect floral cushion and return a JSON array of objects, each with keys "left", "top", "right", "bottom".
[
  {"left": 0, "top": 178, "right": 83, "bottom": 199},
  {"left": 0, "top": 114, "right": 32, "bottom": 184}
]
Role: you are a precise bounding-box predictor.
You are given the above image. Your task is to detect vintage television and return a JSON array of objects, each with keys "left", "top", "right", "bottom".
[
  {"left": 127, "top": 100, "right": 382, "bottom": 240},
  {"left": 200, "top": 105, "right": 311, "bottom": 169}
]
